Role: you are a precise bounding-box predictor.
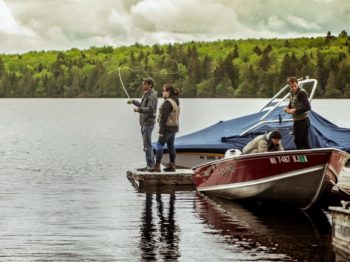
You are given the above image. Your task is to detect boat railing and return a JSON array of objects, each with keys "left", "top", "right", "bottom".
[{"left": 240, "top": 77, "right": 318, "bottom": 136}]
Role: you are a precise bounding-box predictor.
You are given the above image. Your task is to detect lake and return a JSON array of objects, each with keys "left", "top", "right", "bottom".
[{"left": 0, "top": 98, "right": 349, "bottom": 261}]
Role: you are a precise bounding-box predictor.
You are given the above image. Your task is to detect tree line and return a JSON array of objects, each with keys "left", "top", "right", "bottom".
[{"left": 1, "top": 30, "right": 350, "bottom": 98}]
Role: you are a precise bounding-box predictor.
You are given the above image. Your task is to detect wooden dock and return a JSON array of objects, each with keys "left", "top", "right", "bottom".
[
  {"left": 126, "top": 168, "right": 195, "bottom": 192},
  {"left": 338, "top": 167, "right": 350, "bottom": 190},
  {"left": 330, "top": 167, "right": 350, "bottom": 260},
  {"left": 330, "top": 201, "right": 350, "bottom": 260},
  {"left": 335, "top": 167, "right": 350, "bottom": 200}
]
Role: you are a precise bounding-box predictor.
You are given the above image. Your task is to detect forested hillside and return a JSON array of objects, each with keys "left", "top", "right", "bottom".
[{"left": 1, "top": 31, "right": 350, "bottom": 98}]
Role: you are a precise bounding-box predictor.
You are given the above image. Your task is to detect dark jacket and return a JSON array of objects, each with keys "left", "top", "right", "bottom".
[
  {"left": 158, "top": 96, "right": 180, "bottom": 134},
  {"left": 132, "top": 89, "right": 158, "bottom": 126}
]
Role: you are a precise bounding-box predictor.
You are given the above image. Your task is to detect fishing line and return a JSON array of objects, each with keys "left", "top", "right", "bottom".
[
  {"left": 118, "top": 59, "right": 181, "bottom": 101},
  {"left": 121, "top": 59, "right": 181, "bottom": 75}
]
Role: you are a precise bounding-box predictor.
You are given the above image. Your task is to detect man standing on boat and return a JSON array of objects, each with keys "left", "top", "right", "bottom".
[
  {"left": 242, "top": 130, "right": 284, "bottom": 154},
  {"left": 128, "top": 77, "right": 158, "bottom": 171},
  {"left": 284, "top": 77, "right": 311, "bottom": 149}
]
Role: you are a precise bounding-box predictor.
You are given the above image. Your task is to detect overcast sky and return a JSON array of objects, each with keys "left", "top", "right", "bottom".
[{"left": 1, "top": 0, "right": 349, "bottom": 54}]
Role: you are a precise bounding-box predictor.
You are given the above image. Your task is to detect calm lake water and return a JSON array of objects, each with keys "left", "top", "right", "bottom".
[{"left": 0, "top": 98, "right": 349, "bottom": 261}]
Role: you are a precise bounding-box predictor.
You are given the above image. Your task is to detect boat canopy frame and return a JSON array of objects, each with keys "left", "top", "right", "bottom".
[{"left": 239, "top": 77, "right": 318, "bottom": 136}]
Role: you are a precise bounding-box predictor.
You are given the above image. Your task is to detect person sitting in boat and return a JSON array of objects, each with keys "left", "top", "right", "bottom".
[{"left": 242, "top": 130, "right": 284, "bottom": 154}]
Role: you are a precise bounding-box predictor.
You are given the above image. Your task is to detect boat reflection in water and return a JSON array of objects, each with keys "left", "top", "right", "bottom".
[
  {"left": 195, "top": 193, "right": 335, "bottom": 261},
  {"left": 138, "top": 192, "right": 180, "bottom": 261}
]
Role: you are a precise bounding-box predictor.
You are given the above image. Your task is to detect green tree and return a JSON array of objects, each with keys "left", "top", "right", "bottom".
[
  {"left": 335, "top": 59, "right": 350, "bottom": 97},
  {"left": 201, "top": 55, "right": 212, "bottom": 80},
  {"left": 187, "top": 46, "right": 202, "bottom": 84},
  {"left": 235, "top": 65, "right": 257, "bottom": 97},
  {"left": 259, "top": 52, "right": 271, "bottom": 71},
  {"left": 0, "top": 72, "right": 9, "bottom": 97},
  {"left": 0, "top": 58, "right": 5, "bottom": 78},
  {"left": 280, "top": 52, "right": 298, "bottom": 82},
  {"left": 64, "top": 65, "right": 82, "bottom": 97},
  {"left": 325, "top": 70, "right": 341, "bottom": 97},
  {"left": 253, "top": 45, "right": 262, "bottom": 55},
  {"left": 232, "top": 44, "right": 239, "bottom": 59},
  {"left": 316, "top": 49, "right": 328, "bottom": 93},
  {"left": 339, "top": 30, "right": 348, "bottom": 38},
  {"left": 18, "top": 68, "right": 36, "bottom": 97},
  {"left": 325, "top": 30, "right": 336, "bottom": 44},
  {"left": 284, "top": 40, "right": 291, "bottom": 48},
  {"left": 86, "top": 62, "right": 106, "bottom": 96},
  {"left": 223, "top": 54, "right": 239, "bottom": 89}
]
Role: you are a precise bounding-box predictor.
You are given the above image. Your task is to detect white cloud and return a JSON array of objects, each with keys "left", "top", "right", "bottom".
[
  {"left": 0, "top": 0, "right": 34, "bottom": 36},
  {"left": 267, "top": 16, "right": 286, "bottom": 30},
  {"left": 0, "top": 0, "right": 16, "bottom": 32},
  {"left": 131, "top": 0, "right": 243, "bottom": 34},
  {"left": 1, "top": 0, "right": 350, "bottom": 53},
  {"left": 286, "top": 15, "right": 321, "bottom": 31}
]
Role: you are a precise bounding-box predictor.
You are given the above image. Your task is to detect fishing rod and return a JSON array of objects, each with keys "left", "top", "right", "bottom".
[{"left": 118, "top": 66, "right": 132, "bottom": 103}]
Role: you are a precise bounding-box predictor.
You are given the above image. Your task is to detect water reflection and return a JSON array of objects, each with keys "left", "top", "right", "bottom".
[
  {"left": 195, "top": 193, "right": 334, "bottom": 261},
  {"left": 139, "top": 192, "right": 180, "bottom": 261}
]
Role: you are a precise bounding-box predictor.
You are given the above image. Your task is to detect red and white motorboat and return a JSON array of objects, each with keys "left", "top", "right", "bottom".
[
  {"left": 160, "top": 78, "right": 350, "bottom": 169},
  {"left": 193, "top": 148, "right": 350, "bottom": 209}
]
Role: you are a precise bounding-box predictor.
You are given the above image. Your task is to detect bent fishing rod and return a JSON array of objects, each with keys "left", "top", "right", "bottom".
[{"left": 118, "top": 66, "right": 132, "bottom": 103}]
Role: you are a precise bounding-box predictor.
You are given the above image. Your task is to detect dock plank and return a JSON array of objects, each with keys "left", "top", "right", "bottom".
[
  {"left": 330, "top": 201, "right": 350, "bottom": 260},
  {"left": 127, "top": 169, "right": 194, "bottom": 191}
]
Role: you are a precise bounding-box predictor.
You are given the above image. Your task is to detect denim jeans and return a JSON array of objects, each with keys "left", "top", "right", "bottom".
[
  {"left": 155, "top": 131, "right": 176, "bottom": 164},
  {"left": 141, "top": 125, "right": 155, "bottom": 167}
]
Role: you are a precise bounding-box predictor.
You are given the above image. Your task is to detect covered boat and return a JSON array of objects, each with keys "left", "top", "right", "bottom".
[
  {"left": 193, "top": 148, "right": 350, "bottom": 209},
  {"left": 160, "top": 78, "right": 350, "bottom": 168}
]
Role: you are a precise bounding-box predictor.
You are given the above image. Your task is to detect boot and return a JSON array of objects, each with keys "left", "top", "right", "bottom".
[
  {"left": 163, "top": 162, "right": 176, "bottom": 172},
  {"left": 149, "top": 163, "right": 161, "bottom": 172}
]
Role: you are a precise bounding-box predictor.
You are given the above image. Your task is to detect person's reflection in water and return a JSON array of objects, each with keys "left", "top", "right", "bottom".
[
  {"left": 139, "top": 193, "right": 156, "bottom": 260},
  {"left": 156, "top": 193, "right": 180, "bottom": 260},
  {"left": 139, "top": 192, "right": 180, "bottom": 261}
]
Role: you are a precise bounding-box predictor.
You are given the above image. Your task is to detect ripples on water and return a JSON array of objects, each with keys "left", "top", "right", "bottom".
[{"left": 0, "top": 99, "right": 348, "bottom": 261}]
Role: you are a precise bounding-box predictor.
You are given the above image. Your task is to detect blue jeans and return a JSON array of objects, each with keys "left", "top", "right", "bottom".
[
  {"left": 155, "top": 131, "right": 176, "bottom": 164},
  {"left": 141, "top": 125, "right": 155, "bottom": 167}
]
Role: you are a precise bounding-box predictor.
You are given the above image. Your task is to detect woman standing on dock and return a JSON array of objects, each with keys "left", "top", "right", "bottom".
[{"left": 150, "top": 84, "right": 180, "bottom": 172}]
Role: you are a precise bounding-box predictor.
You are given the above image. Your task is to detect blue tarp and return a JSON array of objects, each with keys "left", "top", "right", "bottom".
[{"left": 174, "top": 106, "right": 350, "bottom": 153}]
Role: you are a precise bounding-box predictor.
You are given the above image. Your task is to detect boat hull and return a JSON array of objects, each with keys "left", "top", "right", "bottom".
[{"left": 193, "top": 148, "right": 350, "bottom": 209}]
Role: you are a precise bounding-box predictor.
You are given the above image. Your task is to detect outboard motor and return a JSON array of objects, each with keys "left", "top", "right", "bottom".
[{"left": 224, "top": 149, "right": 242, "bottom": 158}]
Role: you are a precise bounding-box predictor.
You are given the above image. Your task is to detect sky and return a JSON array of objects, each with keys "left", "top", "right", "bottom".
[{"left": 1, "top": 0, "right": 349, "bottom": 54}]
